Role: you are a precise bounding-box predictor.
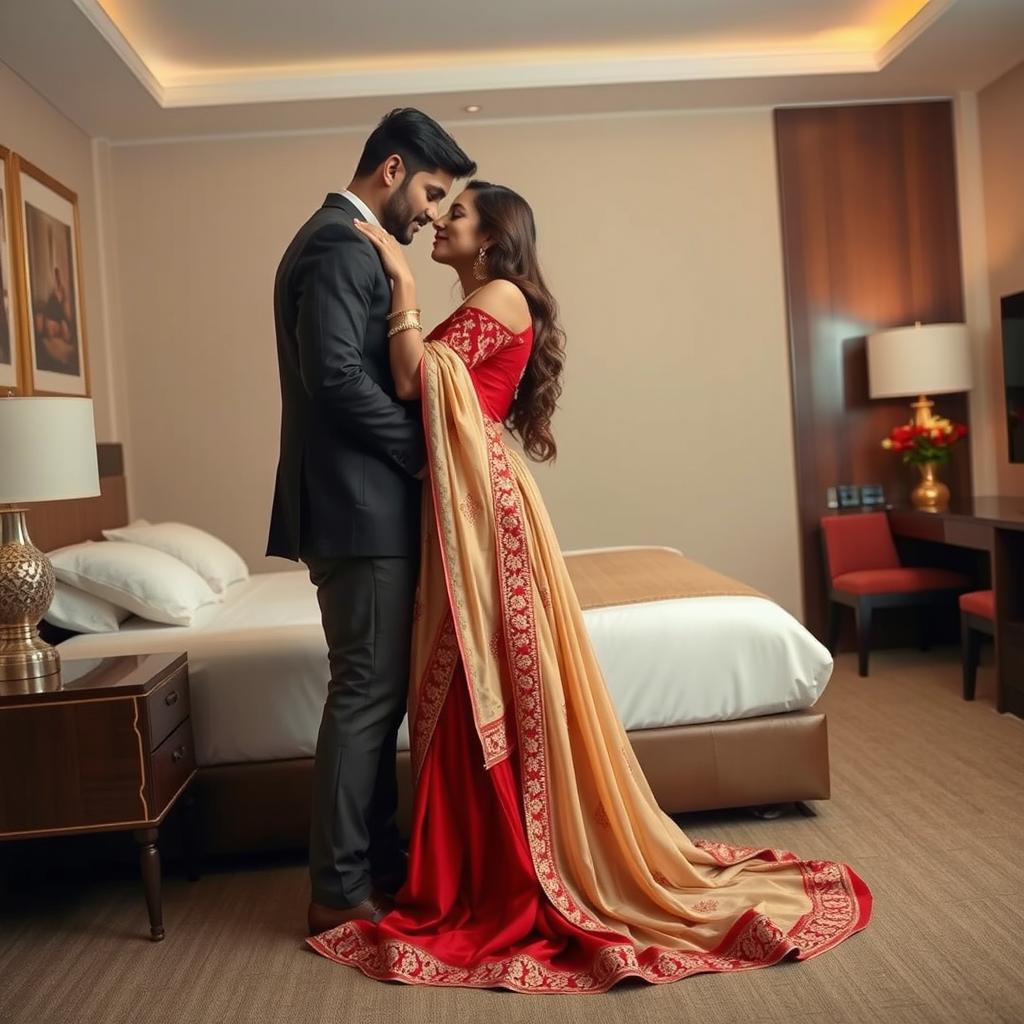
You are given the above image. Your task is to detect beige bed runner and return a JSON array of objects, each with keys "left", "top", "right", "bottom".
[{"left": 564, "top": 547, "right": 766, "bottom": 611}]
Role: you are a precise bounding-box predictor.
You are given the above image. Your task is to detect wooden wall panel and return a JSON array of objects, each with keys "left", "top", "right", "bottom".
[{"left": 775, "top": 102, "right": 970, "bottom": 639}]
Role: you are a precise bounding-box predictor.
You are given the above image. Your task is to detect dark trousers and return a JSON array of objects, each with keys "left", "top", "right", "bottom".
[{"left": 303, "top": 555, "right": 417, "bottom": 908}]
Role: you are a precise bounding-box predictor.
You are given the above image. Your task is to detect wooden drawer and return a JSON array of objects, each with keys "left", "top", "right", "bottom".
[
  {"left": 146, "top": 666, "right": 190, "bottom": 751},
  {"left": 150, "top": 718, "right": 195, "bottom": 816},
  {"left": 0, "top": 697, "right": 145, "bottom": 835}
]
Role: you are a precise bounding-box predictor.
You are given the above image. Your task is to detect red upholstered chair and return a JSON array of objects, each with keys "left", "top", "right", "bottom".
[
  {"left": 959, "top": 589, "right": 994, "bottom": 701},
  {"left": 821, "top": 512, "right": 970, "bottom": 677}
]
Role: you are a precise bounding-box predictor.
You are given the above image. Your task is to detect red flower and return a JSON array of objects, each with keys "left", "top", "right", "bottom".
[{"left": 880, "top": 416, "right": 967, "bottom": 464}]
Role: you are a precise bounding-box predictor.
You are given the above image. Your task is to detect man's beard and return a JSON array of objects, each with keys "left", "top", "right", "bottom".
[{"left": 381, "top": 183, "right": 428, "bottom": 244}]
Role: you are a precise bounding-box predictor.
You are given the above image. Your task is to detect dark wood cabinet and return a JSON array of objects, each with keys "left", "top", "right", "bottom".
[{"left": 0, "top": 652, "right": 197, "bottom": 940}]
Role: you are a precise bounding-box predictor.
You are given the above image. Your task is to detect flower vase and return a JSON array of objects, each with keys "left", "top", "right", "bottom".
[{"left": 910, "top": 460, "right": 950, "bottom": 514}]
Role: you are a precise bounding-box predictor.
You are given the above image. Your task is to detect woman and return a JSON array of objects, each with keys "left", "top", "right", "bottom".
[{"left": 308, "top": 181, "right": 871, "bottom": 993}]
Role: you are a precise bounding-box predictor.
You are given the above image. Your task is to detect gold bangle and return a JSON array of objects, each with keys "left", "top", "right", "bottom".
[
  {"left": 387, "top": 315, "right": 421, "bottom": 339},
  {"left": 387, "top": 311, "right": 421, "bottom": 331},
  {"left": 386, "top": 307, "right": 421, "bottom": 322}
]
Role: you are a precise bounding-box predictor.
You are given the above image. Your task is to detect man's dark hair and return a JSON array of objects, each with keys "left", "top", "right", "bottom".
[{"left": 355, "top": 108, "right": 476, "bottom": 180}]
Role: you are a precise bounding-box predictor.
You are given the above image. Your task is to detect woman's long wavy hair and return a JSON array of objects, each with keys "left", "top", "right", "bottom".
[{"left": 466, "top": 181, "right": 565, "bottom": 463}]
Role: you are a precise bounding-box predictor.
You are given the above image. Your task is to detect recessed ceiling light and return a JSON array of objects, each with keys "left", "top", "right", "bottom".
[{"left": 464, "top": 104, "right": 481, "bottom": 113}]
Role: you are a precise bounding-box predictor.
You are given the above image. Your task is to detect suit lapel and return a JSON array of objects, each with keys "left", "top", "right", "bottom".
[{"left": 321, "top": 193, "right": 387, "bottom": 283}]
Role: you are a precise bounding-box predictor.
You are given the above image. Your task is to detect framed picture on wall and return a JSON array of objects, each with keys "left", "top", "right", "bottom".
[
  {"left": 14, "top": 156, "right": 89, "bottom": 396},
  {"left": 0, "top": 146, "right": 21, "bottom": 393}
]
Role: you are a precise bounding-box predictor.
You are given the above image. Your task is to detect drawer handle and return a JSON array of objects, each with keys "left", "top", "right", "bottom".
[
  {"left": 164, "top": 691, "right": 179, "bottom": 706},
  {"left": 171, "top": 745, "right": 187, "bottom": 763}
]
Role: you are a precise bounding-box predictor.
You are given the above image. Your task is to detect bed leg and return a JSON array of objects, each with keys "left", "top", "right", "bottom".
[
  {"left": 748, "top": 804, "right": 785, "bottom": 820},
  {"left": 749, "top": 801, "right": 817, "bottom": 820}
]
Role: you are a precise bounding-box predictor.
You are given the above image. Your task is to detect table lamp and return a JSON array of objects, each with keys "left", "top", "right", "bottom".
[
  {"left": 867, "top": 322, "right": 973, "bottom": 424},
  {"left": 0, "top": 397, "right": 100, "bottom": 687}
]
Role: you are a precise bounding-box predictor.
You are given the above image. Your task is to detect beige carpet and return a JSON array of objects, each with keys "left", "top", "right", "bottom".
[{"left": 1, "top": 647, "right": 1022, "bottom": 1024}]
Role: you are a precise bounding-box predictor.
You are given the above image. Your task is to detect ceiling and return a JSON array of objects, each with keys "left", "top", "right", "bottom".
[
  {"left": 0, "top": 0, "right": 1022, "bottom": 142},
  {"left": 93, "top": 0, "right": 933, "bottom": 74}
]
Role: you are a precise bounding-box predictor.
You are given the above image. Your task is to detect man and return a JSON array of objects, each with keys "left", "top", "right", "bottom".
[{"left": 267, "top": 108, "right": 476, "bottom": 934}]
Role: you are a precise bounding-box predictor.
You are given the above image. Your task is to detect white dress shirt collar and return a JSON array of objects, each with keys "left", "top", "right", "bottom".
[{"left": 341, "top": 189, "right": 381, "bottom": 228}]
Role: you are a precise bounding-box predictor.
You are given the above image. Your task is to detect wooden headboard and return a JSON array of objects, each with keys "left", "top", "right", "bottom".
[{"left": 25, "top": 444, "right": 130, "bottom": 552}]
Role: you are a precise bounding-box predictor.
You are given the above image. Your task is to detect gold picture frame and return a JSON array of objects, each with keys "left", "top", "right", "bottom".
[
  {"left": 0, "top": 146, "right": 22, "bottom": 394},
  {"left": 12, "top": 155, "right": 90, "bottom": 397}
]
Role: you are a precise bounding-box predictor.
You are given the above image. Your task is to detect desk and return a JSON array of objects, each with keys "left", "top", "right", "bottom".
[{"left": 888, "top": 496, "right": 1024, "bottom": 717}]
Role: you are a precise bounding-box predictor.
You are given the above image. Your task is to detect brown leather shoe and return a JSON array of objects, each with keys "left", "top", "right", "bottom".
[{"left": 307, "top": 894, "right": 393, "bottom": 935}]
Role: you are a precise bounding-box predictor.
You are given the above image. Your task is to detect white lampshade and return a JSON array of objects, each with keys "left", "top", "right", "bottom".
[
  {"left": 0, "top": 397, "right": 100, "bottom": 503},
  {"left": 867, "top": 322, "right": 972, "bottom": 398}
]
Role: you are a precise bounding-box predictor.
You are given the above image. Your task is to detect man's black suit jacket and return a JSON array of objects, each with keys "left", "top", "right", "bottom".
[{"left": 267, "top": 194, "right": 426, "bottom": 561}]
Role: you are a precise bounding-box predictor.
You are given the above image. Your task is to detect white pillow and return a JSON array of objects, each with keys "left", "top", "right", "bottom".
[
  {"left": 102, "top": 521, "right": 249, "bottom": 595},
  {"left": 49, "top": 541, "right": 220, "bottom": 626},
  {"left": 44, "top": 581, "right": 131, "bottom": 634}
]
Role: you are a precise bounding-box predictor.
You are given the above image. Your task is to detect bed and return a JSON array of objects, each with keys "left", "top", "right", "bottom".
[{"left": 30, "top": 446, "right": 833, "bottom": 854}]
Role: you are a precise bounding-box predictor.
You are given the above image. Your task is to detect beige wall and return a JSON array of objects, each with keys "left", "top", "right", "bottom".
[
  {"left": 979, "top": 60, "right": 1024, "bottom": 496},
  {"left": 0, "top": 62, "right": 122, "bottom": 441},
  {"left": 109, "top": 110, "right": 803, "bottom": 614},
  {"left": 954, "top": 91, "right": 999, "bottom": 496}
]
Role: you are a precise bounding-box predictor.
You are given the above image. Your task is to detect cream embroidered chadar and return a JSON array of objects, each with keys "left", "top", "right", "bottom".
[{"left": 400, "top": 340, "right": 869, "bottom": 985}]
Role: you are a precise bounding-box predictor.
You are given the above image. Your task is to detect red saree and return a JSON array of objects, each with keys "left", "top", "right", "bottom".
[{"left": 308, "top": 307, "right": 871, "bottom": 993}]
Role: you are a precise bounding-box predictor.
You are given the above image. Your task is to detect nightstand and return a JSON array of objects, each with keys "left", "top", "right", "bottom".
[{"left": 0, "top": 652, "right": 198, "bottom": 940}]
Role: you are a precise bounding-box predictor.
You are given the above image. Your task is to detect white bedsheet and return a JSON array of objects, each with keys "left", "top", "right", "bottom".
[{"left": 58, "top": 565, "right": 832, "bottom": 768}]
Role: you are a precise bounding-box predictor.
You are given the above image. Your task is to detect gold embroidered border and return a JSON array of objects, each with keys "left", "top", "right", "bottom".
[
  {"left": 438, "top": 307, "right": 518, "bottom": 369},
  {"left": 308, "top": 884, "right": 850, "bottom": 994},
  {"left": 480, "top": 715, "right": 512, "bottom": 769},
  {"left": 410, "top": 612, "right": 460, "bottom": 781},
  {"left": 422, "top": 348, "right": 489, "bottom": 735},
  {"left": 788, "top": 860, "right": 865, "bottom": 955},
  {"left": 692, "top": 840, "right": 864, "bottom": 954},
  {"left": 693, "top": 839, "right": 793, "bottom": 865},
  {"left": 422, "top": 343, "right": 510, "bottom": 768},
  {"left": 484, "top": 420, "right": 604, "bottom": 932}
]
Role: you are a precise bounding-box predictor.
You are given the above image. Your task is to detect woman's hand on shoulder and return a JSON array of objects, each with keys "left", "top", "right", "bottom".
[{"left": 470, "top": 279, "right": 531, "bottom": 335}]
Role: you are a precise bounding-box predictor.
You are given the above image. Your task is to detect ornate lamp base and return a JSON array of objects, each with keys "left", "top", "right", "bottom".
[{"left": 0, "top": 507, "right": 60, "bottom": 690}]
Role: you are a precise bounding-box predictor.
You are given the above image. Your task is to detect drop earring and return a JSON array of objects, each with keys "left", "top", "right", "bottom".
[{"left": 472, "top": 247, "right": 488, "bottom": 282}]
